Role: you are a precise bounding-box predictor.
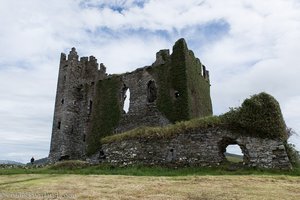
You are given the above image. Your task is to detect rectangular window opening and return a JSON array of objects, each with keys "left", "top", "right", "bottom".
[
  {"left": 57, "top": 121, "right": 61, "bottom": 129},
  {"left": 89, "top": 100, "right": 93, "bottom": 114}
]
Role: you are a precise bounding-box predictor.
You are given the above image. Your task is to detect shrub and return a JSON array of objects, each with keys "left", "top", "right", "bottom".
[
  {"left": 221, "top": 92, "right": 287, "bottom": 140},
  {"left": 284, "top": 142, "right": 300, "bottom": 167}
]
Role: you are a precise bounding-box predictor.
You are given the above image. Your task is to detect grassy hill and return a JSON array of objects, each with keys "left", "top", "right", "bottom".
[
  {"left": 224, "top": 153, "right": 243, "bottom": 163},
  {"left": 0, "top": 160, "right": 24, "bottom": 165}
]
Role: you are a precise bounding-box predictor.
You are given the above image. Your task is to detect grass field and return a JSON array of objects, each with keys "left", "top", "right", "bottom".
[
  {"left": 1, "top": 162, "right": 300, "bottom": 199},
  {"left": 1, "top": 161, "right": 300, "bottom": 176},
  {"left": 0, "top": 174, "right": 300, "bottom": 200},
  {"left": 225, "top": 153, "right": 243, "bottom": 163}
]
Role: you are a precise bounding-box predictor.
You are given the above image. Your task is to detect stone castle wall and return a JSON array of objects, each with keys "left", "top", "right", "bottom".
[
  {"left": 101, "top": 127, "right": 292, "bottom": 170},
  {"left": 114, "top": 68, "right": 171, "bottom": 133},
  {"left": 49, "top": 48, "right": 107, "bottom": 162}
]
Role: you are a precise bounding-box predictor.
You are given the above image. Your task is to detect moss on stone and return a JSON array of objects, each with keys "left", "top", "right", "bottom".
[
  {"left": 147, "top": 38, "right": 212, "bottom": 123},
  {"left": 220, "top": 92, "right": 287, "bottom": 140},
  {"left": 186, "top": 53, "right": 212, "bottom": 117},
  {"left": 101, "top": 115, "right": 222, "bottom": 144},
  {"left": 87, "top": 75, "right": 122, "bottom": 155},
  {"left": 169, "top": 38, "right": 190, "bottom": 121},
  {"left": 147, "top": 63, "right": 175, "bottom": 122},
  {"left": 101, "top": 92, "right": 287, "bottom": 144}
]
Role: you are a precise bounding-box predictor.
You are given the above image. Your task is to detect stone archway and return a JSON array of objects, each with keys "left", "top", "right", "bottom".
[
  {"left": 225, "top": 144, "right": 243, "bottom": 163},
  {"left": 218, "top": 137, "right": 250, "bottom": 164}
]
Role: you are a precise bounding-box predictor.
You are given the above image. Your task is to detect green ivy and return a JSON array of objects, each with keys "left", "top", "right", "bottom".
[
  {"left": 170, "top": 38, "right": 190, "bottom": 121},
  {"left": 284, "top": 142, "right": 300, "bottom": 167},
  {"left": 185, "top": 50, "right": 212, "bottom": 117},
  {"left": 87, "top": 75, "right": 122, "bottom": 155},
  {"left": 221, "top": 92, "right": 287, "bottom": 140},
  {"left": 102, "top": 92, "right": 288, "bottom": 143},
  {"left": 147, "top": 38, "right": 212, "bottom": 123}
]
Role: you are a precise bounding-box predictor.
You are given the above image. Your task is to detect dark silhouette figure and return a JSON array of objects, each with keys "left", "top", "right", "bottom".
[{"left": 30, "top": 157, "right": 34, "bottom": 165}]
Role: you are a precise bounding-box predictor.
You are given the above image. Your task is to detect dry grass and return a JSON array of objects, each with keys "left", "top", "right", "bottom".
[
  {"left": 101, "top": 116, "right": 222, "bottom": 144},
  {"left": 0, "top": 175, "right": 300, "bottom": 200}
]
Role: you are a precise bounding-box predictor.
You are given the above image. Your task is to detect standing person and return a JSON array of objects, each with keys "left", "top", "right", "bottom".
[{"left": 30, "top": 157, "right": 34, "bottom": 165}]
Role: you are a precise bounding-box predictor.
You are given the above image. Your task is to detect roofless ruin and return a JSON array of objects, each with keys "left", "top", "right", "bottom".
[{"left": 49, "top": 39, "right": 292, "bottom": 169}]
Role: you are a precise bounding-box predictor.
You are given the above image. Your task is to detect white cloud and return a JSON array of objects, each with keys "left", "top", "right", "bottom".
[{"left": 0, "top": 0, "right": 300, "bottom": 162}]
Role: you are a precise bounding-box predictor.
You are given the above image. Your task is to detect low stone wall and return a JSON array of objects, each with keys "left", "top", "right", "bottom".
[{"left": 101, "top": 127, "right": 292, "bottom": 169}]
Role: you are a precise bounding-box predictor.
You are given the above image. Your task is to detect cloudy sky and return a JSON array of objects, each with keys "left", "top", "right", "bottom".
[{"left": 0, "top": 0, "right": 299, "bottom": 163}]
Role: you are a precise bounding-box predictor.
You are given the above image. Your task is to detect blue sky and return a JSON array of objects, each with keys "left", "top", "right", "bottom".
[{"left": 0, "top": 0, "right": 300, "bottom": 163}]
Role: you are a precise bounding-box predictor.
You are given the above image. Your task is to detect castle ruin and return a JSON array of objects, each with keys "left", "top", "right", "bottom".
[
  {"left": 49, "top": 39, "right": 292, "bottom": 169},
  {"left": 49, "top": 39, "right": 212, "bottom": 162}
]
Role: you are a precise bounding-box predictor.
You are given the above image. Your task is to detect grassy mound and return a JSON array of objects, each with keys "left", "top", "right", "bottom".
[{"left": 101, "top": 115, "right": 222, "bottom": 143}]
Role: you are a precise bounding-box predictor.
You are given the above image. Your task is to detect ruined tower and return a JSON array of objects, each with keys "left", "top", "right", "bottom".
[
  {"left": 48, "top": 38, "right": 212, "bottom": 163},
  {"left": 48, "top": 48, "right": 107, "bottom": 162}
]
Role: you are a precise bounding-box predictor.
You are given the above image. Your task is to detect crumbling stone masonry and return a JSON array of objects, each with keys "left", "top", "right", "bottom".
[
  {"left": 101, "top": 127, "right": 291, "bottom": 169},
  {"left": 49, "top": 38, "right": 212, "bottom": 162}
]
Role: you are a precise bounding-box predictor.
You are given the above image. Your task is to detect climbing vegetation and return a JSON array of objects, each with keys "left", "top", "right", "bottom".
[
  {"left": 102, "top": 92, "right": 288, "bottom": 144},
  {"left": 87, "top": 75, "right": 122, "bottom": 155},
  {"left": 221, "top": 92, "right": 287, "bottom": 140}
]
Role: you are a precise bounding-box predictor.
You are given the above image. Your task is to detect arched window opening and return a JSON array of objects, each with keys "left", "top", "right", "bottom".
[
  {"left": 224, "top": 144, "right": 243, "bottom": 163},
  {"left": 88, "top": 100, "right": 93, "bottom": 114},
  {"left": 147, "top": 80, "right": 157, "bottom": 103},
  {"left": 123, "top": 89, "right": 130, "bottom": 113},
  {"left": 219, "top": 137, "right": 249, "bottom": 165},
  {"left": 121, "top": 84, "right": 130, "bottom": 114}
]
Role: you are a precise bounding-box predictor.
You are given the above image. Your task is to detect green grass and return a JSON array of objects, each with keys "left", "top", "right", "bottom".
[
  {"left": 225, "top": 155, "right": 243, "bottom": 163},
  {"left": 1, "top": 162, "right": 300, "bottom": 176},
  {"left": 226, "top": 156, "right": 242, "bottom": 163}
]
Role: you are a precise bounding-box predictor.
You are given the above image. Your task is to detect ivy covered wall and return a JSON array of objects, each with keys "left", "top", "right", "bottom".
[
  {"left": 147, "top": 38, "right": 212, "bottom": 123},
  {"left": 86, "top": 38, "right": 213, "bottom": 155},
  {"left": 87, "top": 75, "right": 122, "bottom": 155}
]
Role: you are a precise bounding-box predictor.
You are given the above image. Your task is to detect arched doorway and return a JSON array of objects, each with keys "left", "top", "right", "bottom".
[
  {"left": 225, "top": 144, "right": 243, "bottom": 163},
  {"left": 218, "top": 137, "right": 249, "bottom": 164}
]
